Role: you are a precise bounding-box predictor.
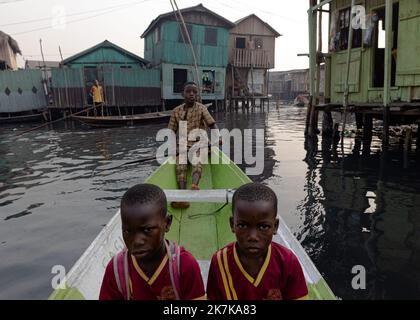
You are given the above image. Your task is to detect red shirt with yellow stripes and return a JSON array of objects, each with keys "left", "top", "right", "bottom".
[
  {"left": 206, "top": 242, "right": 308, "bottom": 300},
  {"left": 99, "top": 247, "right": 206, "bottom": 300}
]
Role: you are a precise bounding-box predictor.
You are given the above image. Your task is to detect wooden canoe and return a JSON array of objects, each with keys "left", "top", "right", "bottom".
[
  {"left": 49, "top": 148, "right": 336, "bottom": 300},
  {"left": 71, "top": 111, "right": 172, "bottom": 128}
]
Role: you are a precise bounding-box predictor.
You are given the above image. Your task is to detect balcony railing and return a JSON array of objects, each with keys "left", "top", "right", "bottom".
[{"left": 234, "top": 49, "right": 271, "bottom": 69}]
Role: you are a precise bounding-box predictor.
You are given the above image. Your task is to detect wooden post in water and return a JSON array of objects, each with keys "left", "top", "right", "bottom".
[
  {"left": 341, "top": 0, "right": 357, "bottom": 149},
  {"left": 403, "top": 127, "right": 413, "bottom": 168},
  {"left": 416, "top": 124, "right": 420, "bottom": 151},
  {"left": 250, "top": 62, "right": 255, "bottom": 109},
  {"left": 383, "top": 0, "right": 393, "bottom": 147},
  {"left": 307, "top": 0, "right": 318, "bottom": 136},
  {"left": 356, "top": 112, "right": 364, "bottom": 130},
  {"left": 231, "top": 64, "right": 235, "bottom": 110},
  {"left": 322, "top": 107, "right": 333, "bottom": 137},
  {"left": 363, "top": 114, "right": 373, "bottom": 155}
]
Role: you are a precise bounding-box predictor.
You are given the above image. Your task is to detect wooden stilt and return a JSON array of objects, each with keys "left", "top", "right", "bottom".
[
  {"left": 356, "top": 112, "right": 364, "bottom": 130},
  {"left": 403, "top": 127, "right": 413, "bottom": 168},
  {"left": 363, "top": 114, "right": 373, "bottom": 156},
  {"left": 404, "top": 127, "right": 413, "bottom": 152},
  {"left": 383, "top": 106, "right": 390, "bottom": 146},
  {"left": 416, "top": 124, "right": 420, "bottom": 151},
  {"left": 322, "top": 110, "right": 333, "bottom": 136}
]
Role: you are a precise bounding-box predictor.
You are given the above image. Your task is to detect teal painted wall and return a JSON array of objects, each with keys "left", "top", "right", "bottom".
[
  {"left": 51, "top": 67, "right": 160, "bottom": 88},
  {"left": 51, "top": 68, "right": 84, "bottom": 87},
  {"left": 65, "top": 47, "right": 143, "bottom": 68},
  {"left": 103, "top": 67, "right": 160, "bottom": 87},
  {"left": 145, "top": 20, "right": 230, "bottom": 67},
  {"left": 0, "top": 69, "right": 47, "bottom": 112}
]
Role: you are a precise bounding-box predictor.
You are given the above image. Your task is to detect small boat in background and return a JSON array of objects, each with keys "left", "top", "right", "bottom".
[
  {"left": 71, "top": 111, "right": 172, "bottom": 128},
  {"left": 293, "top": 94, "right": 310, "bottom": 107},
  {"left": 49, "top": 148, "right": 336, "bottom": 300}
]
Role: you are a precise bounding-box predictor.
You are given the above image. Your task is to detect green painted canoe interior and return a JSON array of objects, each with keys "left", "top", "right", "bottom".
[
  {"left": 49, "top": 151, "right": 336, "bottom": 299},
  {"left": 146, "top": 151, "right": 251, "bottom": 260}
]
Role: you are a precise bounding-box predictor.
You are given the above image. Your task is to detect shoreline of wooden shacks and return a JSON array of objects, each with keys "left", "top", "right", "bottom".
[{"left": 0, "top": 3, "right": 281, "bottom": 120}]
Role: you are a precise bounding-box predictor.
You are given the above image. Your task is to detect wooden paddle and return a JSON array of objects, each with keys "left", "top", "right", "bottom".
[{"left": 15, "top": 105, "right": 97, "bottom": 138}]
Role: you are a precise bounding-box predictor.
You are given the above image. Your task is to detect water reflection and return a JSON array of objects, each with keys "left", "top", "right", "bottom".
[
  {"left": 0, "top": 106, "right": 419, "bottom": 300},
  {"left": 303, "top": 129, "right": 420, "bottom": 300}
]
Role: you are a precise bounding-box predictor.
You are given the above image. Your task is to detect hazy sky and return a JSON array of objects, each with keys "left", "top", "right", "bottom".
[{"left": 1, "top": 0, "right": 316, "bottom": 71}]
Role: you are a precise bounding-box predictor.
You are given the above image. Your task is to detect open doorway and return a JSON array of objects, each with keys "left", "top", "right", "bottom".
[
  {"left": 372, "top": 3, "right": 399, "bottom": 88},
  {"left": 202, "top": 70, "right": 215, "bottom": 94},
  {"left": 173, "top": 68, "right": 188, "bottom": 93}
]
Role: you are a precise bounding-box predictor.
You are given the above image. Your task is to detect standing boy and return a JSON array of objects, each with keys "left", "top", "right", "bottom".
[
  {"left": 168, "top": 81, "right": 220, "bottom": 208},
  {"left": 90, "top": 79, "right": 104, "bottom": 116},
  {"left": 206, "top": 183, "right": 309, "bottom": 300},
  {"left": 99, "top": 184, "right": 206, "bottom": 300}
]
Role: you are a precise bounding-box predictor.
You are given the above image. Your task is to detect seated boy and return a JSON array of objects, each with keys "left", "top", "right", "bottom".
[
  {"left": 206, "top": 183, "right": 309, "bottom": 300},
  {"left": 99, "top": 184, "right": 206, "bottom": 300}
]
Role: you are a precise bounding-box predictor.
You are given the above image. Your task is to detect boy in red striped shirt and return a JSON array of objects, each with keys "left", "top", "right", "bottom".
[
  {"left": 207, "top": 183, "right": 309, "bottom": 300},
  {"left": 99, "top": 184, "right": 205, "bottom": 300}
]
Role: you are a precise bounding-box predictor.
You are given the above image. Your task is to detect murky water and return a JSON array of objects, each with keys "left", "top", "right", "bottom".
[{"left": 0, "top": 105, "right": 419, "bottom": 300}]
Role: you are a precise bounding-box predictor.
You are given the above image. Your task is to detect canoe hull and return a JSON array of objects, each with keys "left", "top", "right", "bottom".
[
  {"left": 71, "top": 111, "right": 172, "bottom": 128},
  {"left": 49, "top": 149, "right": 336, "bottom": 300}
]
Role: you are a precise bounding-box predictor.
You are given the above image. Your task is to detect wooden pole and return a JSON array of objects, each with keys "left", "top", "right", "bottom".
[
  {"left": 403, "top": 127, "right": 412, "bottom": 169},
  {"left": 316, "top": 6, "right": 322, "bottom": 103},
  {"left": 59, "top": 46, "right": 64, "bottom": 62},
  {"left": 171, "top": 0, "right": 201, "bottom": 99},
  {"left": 231, "top": 64, "right": 235, "bottom": 108},
  {"left": 322, "top": 108, "right": 333, "bottom": 136},
  {"left": 16, "top": 105, "right": 97, "bottom": 137},
  {"left": 251, "top": 63, "right": 255, "bottom": 108},
  {"left": 39, "top": 39, "right": 48, "bottom": 99},
  {"left": 362, "top": 114, "right": 373, "bottom": 156},
  {"left": 416, "top": 124, "right": 420, "bottom": 151},
  {"left": 307, "top": 0, "right": 318, "bottom": 136},
  {"left": 383, "top": 0, "right": 393, "bottom": 146},
  {"left": 341, "top": 0, "right": 357, "bottom": 149}
]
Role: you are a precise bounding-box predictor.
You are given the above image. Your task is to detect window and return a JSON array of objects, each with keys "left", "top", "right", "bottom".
[
  {"left": 173, "top": 69, "right": 188, "bottom": 93},
  {"left": 235, "top": 37, "right": 246, "bottom": 49},
  {"left": 178, "top": 24, "right": 193, "bottom": 43},
  {"left": 372, "top": 4, "right": 399, "bottom": 88},
  {"left": 254, "top": 38, "right": 263, "bottom": 49},
  {"left": 338, "top": 7, "right": 362, "bottom": 50},
  {"left": 155, "top": 26, "right": 161, "bottom": 44},
  {"left": 205, "top": 28, "right": 217, "bottom": 46}
]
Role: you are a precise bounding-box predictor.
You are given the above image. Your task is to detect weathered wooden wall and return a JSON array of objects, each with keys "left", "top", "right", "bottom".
[
  {"left": 328, "top": 0, "right": 420, "bottom": 104},
  {"left": 0, "top": 43, "right": 18, "bottom": 71},
  {"left": 145, "top": 20, "right": 230, "bottom": 67},
  {"left": 51, "top": 67, "right": 161, "bottom": 108},
  {"left": 0, "top": 70, "right": 47, "bottom": 113},
  {"left": 228, "top": 15, "right": 277, "bottom": 68}
]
